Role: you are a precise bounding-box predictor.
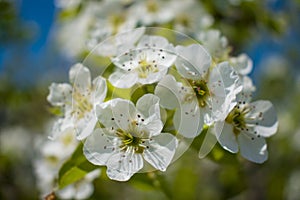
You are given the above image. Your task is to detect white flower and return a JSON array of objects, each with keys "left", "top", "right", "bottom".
[
  {"left": 109, "top": 35, "right": 176, "bottom": 88},
  {"left": 128, "top": 0, "right": 175, "bottom": 25},
  {"left": 57, "top": 169, "right": 100, "bottom": 200},
  {"left": 0, "top": 126, "right": 32, "bottom": 160},
  {"left": 155, "top": 44, "right": 242, "bottom": 138},
  {"left": 34, "top": 126, "right": 79, "bottom": 197},
  {"left": 88, "top": 28, "right": 145, "bottom": 58},
  {"left": 197, "top": 29, "right": 230, "bottom": 61},
  {"left": 230, "top": 54, "right": 256, "bottom": 101},
  {"left": 83, "top": 94, "right": 178, "bottom": 181},
  {"left": 56, "top": 2, "right": 97, "bottom": 59},
  {"left": 171, "top": 0, "right": 213, "bottom": 34},
  {"left": 47, "top": 63, "right": 107, "bottom": 140},
  {"left": 86, "top": 0, "right": 138, "bottom": 55},
  {"left": 229, "top": 53, "right": 253, "bottom": 76},
  {"left": 215, "top": 100, "right": 278, "bottom": 163}
]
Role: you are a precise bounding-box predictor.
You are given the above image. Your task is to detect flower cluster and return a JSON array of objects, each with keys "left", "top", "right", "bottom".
[
  {"left": 34, "top": 122, "right": 100, "bottom": 199},
  {"left": 36, "top": 0, "right": 279, "bottom": 197},
  {"left": 45, "top": 28, "right": 278, "bottom": 186}
]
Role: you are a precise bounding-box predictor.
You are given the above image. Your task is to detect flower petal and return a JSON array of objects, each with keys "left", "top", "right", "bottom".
[
  {"left": 230, "top": 53, "right": 253, "bottom": 75},
  {"left": 83, "top": 128, "right": 117, "bottom": 166},
  {"left": 238, "top": 132, "right": 268, "bottom": 163},
  {"left": 108, "top": 70, "right": 138, "bottom": 88},
  {"left": 47, "top": 83, "right": 72, "bottom": 106},
  {"left": 74, "top": 181, "right": 94, "bottom": 200},
  {"left": 97, "top": 98, "right": 137, "bottom": 130},
  {"left": 173, "top": 102, "right": 202, "bottom": 138},
  {"left": 92, "top": 76, "right": 107, "bottom": 105},
  {"left": 69, "top": 63, "right": 91, "bottom": 92},
  {"left": 75, "top": 113, "right": 97, "bottom": 140},
  {"left": 155, "top": 74, "right": 180, "bottom": 110},
  {"left": 136, "top": 94, "right": 160, "bottom": 119},
  {"left": 106, "top": 150, "right": 143, "bottom": 181},
  {"left": 143, "top": 133, "right": 178, "bottom": 171},
  {"left": 49, "top": 113, "right": 73, "bottom": 140},
  {"left": 247, "top": 100, "right": 278, "bottom": 137},
  {"left": 175, "top": 44, "right": 211, "bottom": 80},
  {"left": 216, "top": 122, "right": 239, "bottom": 153},
  {"left": 209, "top": 62, "right": 242, "bottom": 121}
]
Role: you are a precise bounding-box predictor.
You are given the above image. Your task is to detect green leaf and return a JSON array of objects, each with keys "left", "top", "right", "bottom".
[{"left": 58, "top": 143, "right": 99, "bottom": 189}]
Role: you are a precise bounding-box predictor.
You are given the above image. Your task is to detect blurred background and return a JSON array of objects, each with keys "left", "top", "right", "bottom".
[{"left": 0, "top": 0, "right": 300, "bottom": 199}]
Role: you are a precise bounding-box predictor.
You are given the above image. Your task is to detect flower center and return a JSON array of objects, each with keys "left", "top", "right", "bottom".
[
  {"left": 146, "top": 0, "right": 158, "bottom": 13},
  {"left": 136, "top": 59, "right": 159, "bottom": 78},
  {"left": 73, "top": 88, "right": 93, "bottom": 120},
  {"left": 189, "top": 79, "right": 210, "bottom": 107},
  {"left": 225, "top": 106, "right": 249, "bottom": 135},
  {"left": 109, "top": 14, "right": 125, "bottom": 34},
  {"left": 117, "top": 129, "right": 145, "bottom": 153}
]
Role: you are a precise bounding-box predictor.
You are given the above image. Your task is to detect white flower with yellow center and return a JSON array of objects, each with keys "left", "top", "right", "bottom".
[
  {"left": 83, "top": 94, "right": 178, "bottom": 181},
  {"left": 128, "top": 0, "right": 175, "bottom": 25},
  {"left": 197, "top": 29, "right": 230, "bottom": 61},
  {"left": 47, "top": 63, "right": 107, "bottom": 140},
  {"left": 215, "top": 100, "right": 278, "bottom": 163},
  {"left": 155, "top": 44, "right": 242, "bottom": 138},
  {"left": 171, "top": 0, "right": 213, "bottom": 34},
  {"left": 109, "top": 35, "right": 176, "bottom": 88},
  {"left": 86, "top": 0, "right": 139, "bottom": 56}
]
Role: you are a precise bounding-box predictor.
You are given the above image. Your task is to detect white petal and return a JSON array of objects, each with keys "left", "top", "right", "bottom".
[
  {"left": 230, "top": 53, "right": 253, "bottom": 75},
  {"left": 49, "top": 114, "right": 73, "bottom": 140},
  {"left": 143, "top": 133, "right": 178, "bottom": 171},
  {"left": 69, "top": 63, "right": 91, "bottom": 92},
  {"left": 198, "top": 124, "right": 219, "bottom": 159},
  {"left": 247, "top": 100, "right": 278, "bottom": 137},
  {"left": 85, "top": 169, "right": 101, "bottom": 181},
  {"left": 108, "top": 70, "right": 138, "bottom": 88},
  {"left": 137, "top": 35, "right": 169, "bottom": 49},
  {"left": 209, "top": 62, "right": 242, "bottom": 121},
  {"left": 74, "top": 182, "right": 94, "bottom": 200},
  {"left": 136, "top": 94, "right": 160, "bottom": 119},
  {"left": 58, "top": 185, "right": 75, "bottom": 199},
  {"left": 236, "top": 76, "right": 256, "bottom": 102},
  {"left": 175, "top": 44, "right": 211, "bottom": 80},
  {"left": 83, "top": 128, "right": 117, "bottom": 166},
  {"left": 173, "top": 102, "right": 202, "bottom": 138},
  {"left": 216, "top": 122, "right": 239, "bottom": 153},
  {"left": 141, "top": 119, "right": 164, "bottom": 138},
  {"left": 154, "top": 74, "right": 180, "bottom": 109},
  {"left": 92, "top": 76, "right": 107, "bottom": 105},
  {"left": 106, "top": 151, "right": 143, "bottom": 181},
  {"left": 137, "top": 66, "right": 168, "bottom": 85},
  {"left": 47, "top": 83, "right": 72, "bottom": 106},
  {"left": 97, "top": 98, "right": 137, "bottom": 130},
  {"left": 136, "top": 94, "right": 163, "bottom": 137},
  {"left": 238, "top": 132, "right": 268, "bottom": 163},
  {"left": 75, "top": 113, "right": 97, "bottom": 140}
]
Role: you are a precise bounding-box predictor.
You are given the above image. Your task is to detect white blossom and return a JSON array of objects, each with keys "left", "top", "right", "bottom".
[
  {"left": 84, "top": 94, "right": 178, "bottom": 181},
  {"left": 109, "top": 35, "right": 176, "bottom": 88},
  {"left": 128, "top": 0, "right": 175, "bottom": 25},
  {"left": 155, "top": 44, "right": 242, "bottom": 138},
  {"left": 215, "top": 100, "right": 278, "bottom": 163},
  {"left": 197, "top": 29, "right": 230, "bottom": 61},
  {"left": 47, "top": 63, "right": 107, "bottom": 140}
]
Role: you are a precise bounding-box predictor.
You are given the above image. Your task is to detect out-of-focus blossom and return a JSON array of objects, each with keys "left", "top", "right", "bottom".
[{"left": 47, "top": 63, "right": 107, "bottom": 140}]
